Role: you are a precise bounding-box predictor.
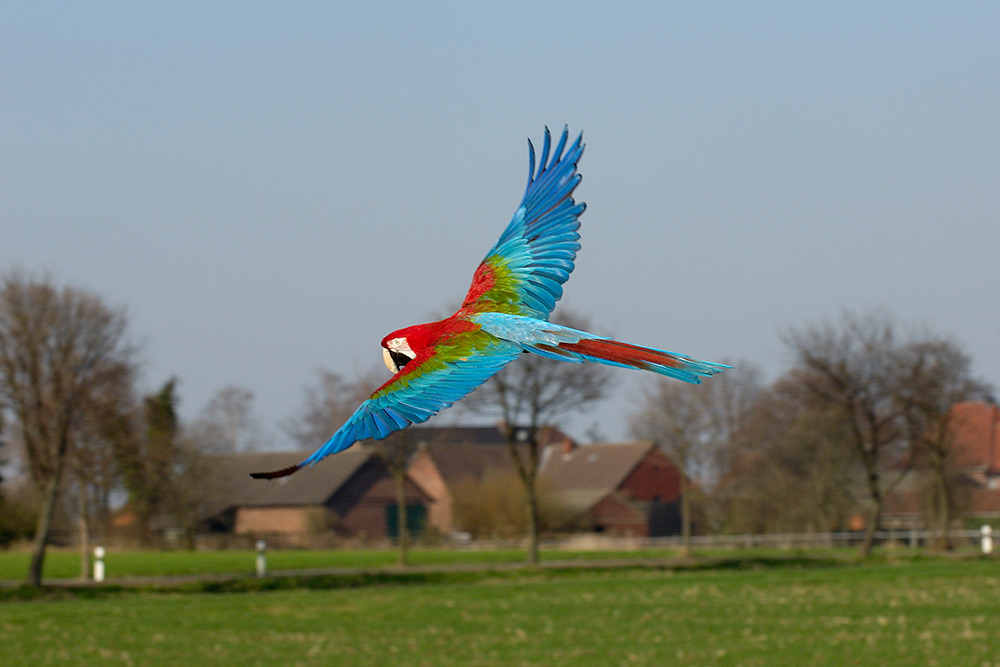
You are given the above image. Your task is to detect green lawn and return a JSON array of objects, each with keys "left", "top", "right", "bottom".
[{"left": 2, "top": 557, "right": 999, "bottom": 665}]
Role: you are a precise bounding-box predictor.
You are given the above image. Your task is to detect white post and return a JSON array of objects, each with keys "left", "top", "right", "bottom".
[
  {"left": 255, "top": 540, "right": 267, "bottom": 577},
  {"left": 981, "top": 525, "right": 993, "bottom": 555},
  {"left": 93, "top": 546, "right": 105, "bottom": 583}
]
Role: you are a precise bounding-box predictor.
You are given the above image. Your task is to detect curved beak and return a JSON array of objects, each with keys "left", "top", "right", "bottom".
[{"left": 382, "top": 347, "right": 398, "bottom": 373}]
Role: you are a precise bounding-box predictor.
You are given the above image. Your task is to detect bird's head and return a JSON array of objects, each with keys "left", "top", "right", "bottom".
[{"left": 382, "top": 335, "right": 416, "bottom": 374}]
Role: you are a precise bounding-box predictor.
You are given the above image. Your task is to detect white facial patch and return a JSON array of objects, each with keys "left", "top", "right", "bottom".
[
  {"left": 386, "top": 337, "right": 415, "bottom": 357},
  {"left": 382, "top": 337, "right": 416, "bottom": 373}
]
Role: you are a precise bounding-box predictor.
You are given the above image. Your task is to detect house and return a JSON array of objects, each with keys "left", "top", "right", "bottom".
[
  {"left": 200, "top": 445, "right": 431, "bottom": 546},
  {"left": 404, "top": 424, "right": 572, "bottom": 535},
  {"left": 538, "top": 440, "right": 684, "bottom": 537},
  {"left": 198, "top": 425, "right": 688, "bottom": 543},
  {"left": 947, "top": 402, "right": 1000, "bottom": 483},
  {"left": 884, "top": 401, "right": 1000, "bottom": 528},
  {"left": 406, "top": 426, "right": 687, "bottom": 537},
  {"left": 947, "top": 401, "right": 1000, "bottom": 523}
]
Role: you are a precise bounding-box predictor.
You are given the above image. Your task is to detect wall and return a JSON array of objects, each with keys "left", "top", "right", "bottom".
[
  {"left": 590, "top": 493, "right": 646, "bottom": 537},
  {"left": 407, "top": 449, "right": 452, "bottom": 534},
  {"left": 619, "top": 449, "right": 683, "bottom": 502},
  {"left": 234, "top": 506, "right": 332, "bottom": 546}
]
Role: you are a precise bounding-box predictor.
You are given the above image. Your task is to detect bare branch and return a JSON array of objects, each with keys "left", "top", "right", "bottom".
[{"left": 0, "top": 272, "right": 136, "bottom": 584}]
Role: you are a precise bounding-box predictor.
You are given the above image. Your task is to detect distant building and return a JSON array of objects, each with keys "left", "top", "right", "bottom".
[
  {"left": 539, "top": 440, "right": 684, "bottom": 537},
  {"left": 197, "top": 425, "right": 690, "bottom": 543},
  {"left": 947, "top": 402, "right": 1000, "bottom": 482},
  {"left": 945, "top": 401, "right": 1000, "bottom": 523},
  {"left": 406, "top": 427, "right": 687, "bottom": 537},
  {"left": 405, "top": 425, "right": 571, "bottom": 535},
  {"left": 200, "top": 446, "right": 430, "bottom": 545},
  {"left": 884, "top": 401, "right": 1000, "bottom": 528}
]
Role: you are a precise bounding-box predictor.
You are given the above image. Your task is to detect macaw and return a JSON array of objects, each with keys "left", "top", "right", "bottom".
[{"left": 252, "top": 127, "right": 728, "bottom": 480}]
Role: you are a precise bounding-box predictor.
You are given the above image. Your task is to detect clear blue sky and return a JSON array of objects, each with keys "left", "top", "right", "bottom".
[{"left": 4, "top": 3, "right": 998, "bottom": 443}]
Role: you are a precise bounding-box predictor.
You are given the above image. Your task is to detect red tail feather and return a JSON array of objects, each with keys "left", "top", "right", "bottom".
[{"left": 558, "top": 339, "right": 685, "bottom": 370}]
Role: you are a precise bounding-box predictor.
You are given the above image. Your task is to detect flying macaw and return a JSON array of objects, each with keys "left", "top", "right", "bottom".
[{"left": 252, "top": 127, "right": 729, "bottom": 480}]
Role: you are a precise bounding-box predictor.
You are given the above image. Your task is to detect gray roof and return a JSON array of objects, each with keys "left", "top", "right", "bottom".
[
  {"left": 539, "top": 441, "right": 655, "bottom": 495},
  {"left": 406, "top": 424, "right": 572, "bottom": 448},
  {"left": 543, "top": 488, "right": 611, "bottom": 516},
  {"left": 203, "top": 446, "right": 377, "bottom": 515},
  {"left": 418, "top": 442, "right": 525, "bottom": 484},
  {"left": 405, "top": 424, "right": 572, "bottom": 484},
  {"left": 201, "top": 426, "right": 573, "bottom": 517}
]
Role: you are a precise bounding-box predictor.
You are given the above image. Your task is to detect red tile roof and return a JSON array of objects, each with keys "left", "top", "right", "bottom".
[{"left": 948, "top": 402, "right": 1000, "bottom": 471}]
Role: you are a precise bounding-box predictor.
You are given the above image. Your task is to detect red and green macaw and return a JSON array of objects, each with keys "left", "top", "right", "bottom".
[{"left": 252, "top": 127, "right": 728, "bottom": 480}]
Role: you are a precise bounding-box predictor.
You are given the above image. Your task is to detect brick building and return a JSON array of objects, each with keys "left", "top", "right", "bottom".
[
  {"left": 884, "top": 401, "right": 1000, "bottom": 528},
  {"left": 405, "top": 425, "right": 570, "bottom": 535},
  {"left": 201, "top": 445, "right": 430, "bottom": 545},
  {"left": 539, "top": 440, "right": 684, "bottom": 537}
]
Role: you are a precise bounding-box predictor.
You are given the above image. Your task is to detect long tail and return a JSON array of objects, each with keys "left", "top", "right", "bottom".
[
  {"left": 529, "top": 338, "right": 730, "bottom": 384},
  {"left": 469, "top": 312, "right": 729, "bottom": 384}
]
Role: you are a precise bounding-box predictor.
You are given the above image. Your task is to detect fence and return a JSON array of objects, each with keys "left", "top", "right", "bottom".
[
  {"left": 525, "top": 527, "right": 997, "bottom": 552},
  {"left": 77, "top": 527, "right": 994, "bottom": 583}
]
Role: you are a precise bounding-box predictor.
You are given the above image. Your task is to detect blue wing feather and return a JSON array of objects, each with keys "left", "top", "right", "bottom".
[
  {"left": 537, "top": 129, "right": 552, "bottom": 179},
  {"left": 463, "top": 126, "right": 586, "bottom": 319},
  {"left": 291, "top": 338, "right": 521, "bottom": 471}
]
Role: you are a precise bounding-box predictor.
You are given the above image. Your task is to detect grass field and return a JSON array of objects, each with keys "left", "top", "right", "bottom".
[
  {"left": 2, "top": 555, "right": 1000, "bottom": 665},
  {"left": 0, "top": 546, "right": 700, "bottom": 582}
]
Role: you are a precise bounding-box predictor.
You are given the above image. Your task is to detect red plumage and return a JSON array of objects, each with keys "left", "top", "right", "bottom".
[{"left": 545, "top": 338, "right": 687, "bottom": 371}]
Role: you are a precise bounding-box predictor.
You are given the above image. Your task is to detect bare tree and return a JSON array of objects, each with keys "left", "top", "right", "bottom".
[
  {"left": 68, "top": 378, "right": 136, "bottom": 577},
  {"left": 629, "top": 361, "right": 762, "bottom": 555},
  {"left": 891, "top": 335, "right": 991, "bottom": 548},
  {"left": 462, "top": 310, "right": 613, "bottom": 565},
  {"left": 371, "top": 430, "right": 421, "bottom": 566},
  {"left": 784, "top": 311, "right": 908, "bottom": 556},
  {"left": 283, "top": 369, "right": 377, "bottom": 448},
  {"left": 0, "top": 273, "right": 136, "bottom": 585},
  {"left": 717, "top": 372, "right": 861, "bottom": 535},
  {"left": 699, "top": 361, "right": 764, "bottom": 484},
  {"left": 164, "top": 431, "right": 218, "bottom": 549},
  {"left": 630, "top": 380, "right": 706, "bottom": 556},
  {"left": 190, "top": 385, "right": 270, "bottom": 453},
  {"left": 284, "top": 367, "right": 421, "bottom": 564}
]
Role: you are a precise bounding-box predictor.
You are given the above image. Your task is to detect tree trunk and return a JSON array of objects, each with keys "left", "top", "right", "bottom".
[
  {"left": 505, "top": 431, "right": 542, "bottom": 567},
  {"left": 28, "top": 465, "right": 64, "bottom": 586},
  {"left": 858, "top": 498, "right": 879, "bottom": 557},
  {"left": 858, "top": 456, "right": 882, "bottom": 558},
  {"left": 934, "top": 472, "right": 951, "bottom": 551},
  {"left": 394, "top": 469, "right": 409, "bottom": 567},
  {"left": 679, "top": 474, "right": 692, "bottom": 558},
  {"left": 28, "top": 427, "right": 73, "bottom": 587},
  {"left": 78, "top": 481, "right": 90, "bottom": 581},
  {"left": 525, "top": 480, "right": 540, "bottom": 566}
]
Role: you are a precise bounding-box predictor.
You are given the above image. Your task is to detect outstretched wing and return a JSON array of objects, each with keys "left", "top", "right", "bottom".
[
  {"left": 251, "top": 331, "right": 520, "bottom": 479},
  {"left": 460, "top": 126, "right": 586, "bottom": 320}
]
